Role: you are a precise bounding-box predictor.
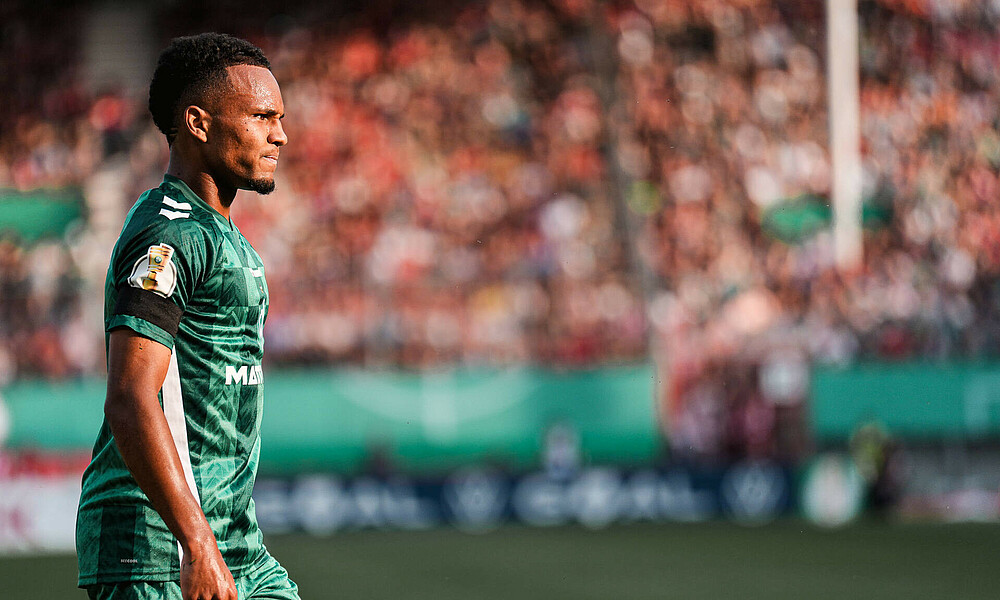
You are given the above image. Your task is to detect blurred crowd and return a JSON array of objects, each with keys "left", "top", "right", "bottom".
[
  {"left": 242, "top": 0, "right": 647, "bottom": 369},
  {"left": 2, "top": 0, "right": 1000, "bottom": 462},
  {"left": 612, "top": 0, "right": 1000, "bottom": 461}
]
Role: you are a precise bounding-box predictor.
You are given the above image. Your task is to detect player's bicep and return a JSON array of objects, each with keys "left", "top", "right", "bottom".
[{"left": 106, "top": 327, "right": 172, "bottom": 409}]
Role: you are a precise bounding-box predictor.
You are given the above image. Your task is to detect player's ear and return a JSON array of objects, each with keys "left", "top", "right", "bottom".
[{"left": 182, "top": 105, "right": 211, "bottom": 143}]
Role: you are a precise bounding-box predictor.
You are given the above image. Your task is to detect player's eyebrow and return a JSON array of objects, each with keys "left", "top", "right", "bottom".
[{"left": 254, "top": 108, "right": 283, "bottom": 117}]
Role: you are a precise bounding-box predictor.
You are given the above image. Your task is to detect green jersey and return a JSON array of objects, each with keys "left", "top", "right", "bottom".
[{"left": 77, "top": 175, "right": 270, "bottom": 585}]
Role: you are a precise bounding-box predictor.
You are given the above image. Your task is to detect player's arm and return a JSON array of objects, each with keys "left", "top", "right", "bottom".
[{"left": 105, "top": 327, "right": 237, "bottom": 600}]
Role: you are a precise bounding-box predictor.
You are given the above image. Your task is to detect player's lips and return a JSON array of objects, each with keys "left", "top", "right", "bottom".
[{"left": 262, "top": 155, "right": 279, "bottom": 167}]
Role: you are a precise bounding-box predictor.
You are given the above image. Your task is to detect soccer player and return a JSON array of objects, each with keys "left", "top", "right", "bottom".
[{"left": 76, "top": 33, "right": 297, "bottom": 600}]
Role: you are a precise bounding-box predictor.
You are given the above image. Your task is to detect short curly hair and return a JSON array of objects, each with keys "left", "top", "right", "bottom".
[{"left": 149, "top": 33, "right": 271, "bottom": 145}]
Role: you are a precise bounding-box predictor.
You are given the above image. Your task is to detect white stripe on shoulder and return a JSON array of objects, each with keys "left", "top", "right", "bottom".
[
  {"left": 162, "top": 197, "right": 193, "bottom": 210},
  {"left": 161, "top": 351, "right": 201, "bottom": 562},
  {"left": 159, "top": 208, "right": 190, "bottom": 220}
]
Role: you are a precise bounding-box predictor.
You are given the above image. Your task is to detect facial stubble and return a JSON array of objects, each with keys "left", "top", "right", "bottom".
[{"left": 246, "top": 178, "right": 276, "bottom": 194}]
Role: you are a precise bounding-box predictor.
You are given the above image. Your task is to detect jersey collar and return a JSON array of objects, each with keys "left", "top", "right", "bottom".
[{"left": 160, "top": 174, "right": 235, "bottom": 230}]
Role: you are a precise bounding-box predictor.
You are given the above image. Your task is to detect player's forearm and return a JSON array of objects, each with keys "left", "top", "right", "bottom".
[{"left": 105, "top": 389, "right": 216, "bottom": 553}]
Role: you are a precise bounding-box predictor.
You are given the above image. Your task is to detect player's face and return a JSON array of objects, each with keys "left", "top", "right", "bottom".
[{"left": 207, "top": 64, "right": 287, "bottom": 195}]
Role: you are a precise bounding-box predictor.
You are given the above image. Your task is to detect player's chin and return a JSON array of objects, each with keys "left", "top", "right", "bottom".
[{"left": 244, "top": 176, "right": 276, "bottom": 195}]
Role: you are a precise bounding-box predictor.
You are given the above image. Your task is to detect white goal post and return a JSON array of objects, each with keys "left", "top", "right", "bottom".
[{"left": 826, "top": 0, "right": 863, "bottom": 270}]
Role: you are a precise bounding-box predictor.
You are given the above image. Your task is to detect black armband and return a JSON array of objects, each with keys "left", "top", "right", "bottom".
[{"left": 113, "top": 286, "right": 183, "bottom": 338}]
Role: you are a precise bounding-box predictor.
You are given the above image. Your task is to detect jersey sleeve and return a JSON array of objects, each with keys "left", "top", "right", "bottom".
[{"left": 107, "top": 216, "right": 214, "bottom": 349}]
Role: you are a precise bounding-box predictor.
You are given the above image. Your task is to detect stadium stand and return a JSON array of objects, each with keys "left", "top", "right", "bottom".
[{"left": 2, "top": 0, "right": 1000, "bottom": 463}]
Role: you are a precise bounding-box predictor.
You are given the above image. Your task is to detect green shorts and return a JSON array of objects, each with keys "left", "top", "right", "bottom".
[{"left": 84, "top": 553, "right": 299, "bottom": 600}]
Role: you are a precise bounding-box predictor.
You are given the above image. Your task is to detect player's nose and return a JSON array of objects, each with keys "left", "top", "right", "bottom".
[{"left": 270, "top": 120, "right": 287, "bottom": 147}]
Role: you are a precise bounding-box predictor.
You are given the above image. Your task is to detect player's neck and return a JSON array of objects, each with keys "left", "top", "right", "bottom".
[{"left": 165, "top": 157, "right": 236, "bottom": 220}]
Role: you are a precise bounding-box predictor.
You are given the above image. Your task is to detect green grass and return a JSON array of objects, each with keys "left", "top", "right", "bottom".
[{"left": 4, "top": 521, "right": 999, "bottom": 599}]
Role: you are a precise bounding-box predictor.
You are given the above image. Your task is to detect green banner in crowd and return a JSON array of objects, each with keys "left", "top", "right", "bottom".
[
  {"left": 0, "top": 188, "right": 84, "bottom": 242},
  {"left": 2, "top": 365, "right": 660, "bottom": 474},
  {"left": 811, "top": 363, "right": 1000, "bottom": 441}
]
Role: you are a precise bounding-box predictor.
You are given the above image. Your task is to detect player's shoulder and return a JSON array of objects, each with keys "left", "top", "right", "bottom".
[
  {"left": 126, "top": 185, "right": 222, "bottom": 243},
  {"left": 114, "top": 191, "right": 224, "bottom": 271}
]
